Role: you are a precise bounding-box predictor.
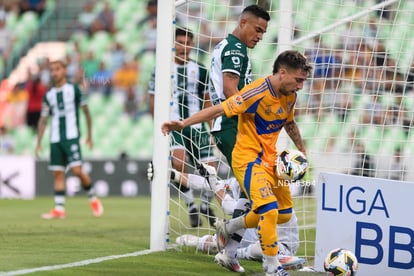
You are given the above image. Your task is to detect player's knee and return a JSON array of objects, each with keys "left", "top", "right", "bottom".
[
  {"left": 277, "top": 207, "right": 293, "bottom": 224},
  {"left": 70, "top": 166, "right": 82, "bottom": 177}
]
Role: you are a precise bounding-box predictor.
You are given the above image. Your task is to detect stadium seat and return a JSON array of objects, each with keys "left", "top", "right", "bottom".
[
  {"left": 92, "top": 115, "right": 108, "bottom": 140},
  {"left": 13, "top": 12, "right": 39, "bottom": 41},
  {"left": 45, "top": 0, "right": 56, "bottom": 10},
  {"left": 380, "top": 126, "right": 406, "bottom": 155},
  {"left": 332, "top": 130, "right": 352, "bottom": 153},
  {"left": 378, "top": 93, "right": 396, "bottom": 108},
  {"left": 12, "top": 126, "right": 34, "bottom": 154},
  {"left": 405, "top": 132, "right": 414, "bottom": 155},
  {"left": 322, "top": 115, "right": 342, "bottom": 138},
  {"left": 114, "top": 31, "right": 131, "bottom": 47},
  {"left": 105, "top": 0, "right": 119, "bottom": 10},
  {"left": 296, "top": 114, "right": 317, "bottom": 139},
  {"left": 310, "top": 136, "right": 328, "bottom": 153},
  {"left": 403, "top": 93, "right": 414, "bottom": 110},
  {"left": 344, "top": 107, "right": 362, "bottom": 126},
  {"left": 359, "top": 125, "right": 383, "bottom": 155},
  {"left": 104, "top": 95, "right": 123, "bottom": 119},
  {"left": 20, "top": 11, "right": 39, "bottom": 28},
  {"left": 137, "top": 114, "right": 153, "bottom": 137},
  {"left": 123, "top": 32, "right": 144, "bottom": 56},
  {"left": 96, "top": 135, "right": 119, "bottom": 159},
  {"left": 5, "top": 11, "right": 18, "bottom": 30},
  {"left": 377, "top": 23, "right": 391, "bottom": 41},
  {"left": 353, "top": 93, "right": 373, "bottom": 110},
  {"left": 138, "top": 52, "right": 156, "bottom": 91},
  {"left": 88, "top": 93, "right": 106, "bottom": 116},
  {"left": 136, "top": 144, "right": 153, "bottom": 159},
  {"left": 114, "top": 1, "right": 136, "bottom": 30},
  {"left": 90, "top": 31, "right": 113, "bottom": 58},
  {"left": 115, "top": 114, "right": 134, "bottom": 137},
  {"left": 70, "top": 32, "right": 90, "bottom": 53},
  {"left": 82, "top": 143, "right": 93, "bottom": 158}
]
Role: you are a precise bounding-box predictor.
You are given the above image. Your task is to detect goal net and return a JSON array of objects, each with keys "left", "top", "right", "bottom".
[{"left": 151, "top": 0, "right": 414, "bottom": 266}]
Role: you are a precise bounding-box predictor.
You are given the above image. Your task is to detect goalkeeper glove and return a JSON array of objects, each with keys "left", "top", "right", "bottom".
[{"left": 196, "top": 163, "right": 221, "bottom": 193}]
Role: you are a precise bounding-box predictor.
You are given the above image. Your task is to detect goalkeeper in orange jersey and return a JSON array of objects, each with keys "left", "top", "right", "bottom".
[{"left": 162, "top": 50, "right": 312, "bottom": 275}]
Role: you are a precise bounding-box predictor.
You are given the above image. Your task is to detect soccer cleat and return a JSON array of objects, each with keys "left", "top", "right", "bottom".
[
  {"left": 215, "top": 251, "right": 245, "bottom": 273},
  {"left": 278, "top": 255, "right": 305, "bottom": 270},
  {"left": 215, "top": 218, "right": 229, "bottom": 251},
  {"left": 41, "top": 208, "right": 66, "bottom": 219},
  {"left": 90, "top": 198, "right": 104, "bottom": 217},
  {"left": 200, "top": 205, "right": 216, "bottom": 227},
  {"left": 189, "top": 206, "right": 202, "bottom": 227}
]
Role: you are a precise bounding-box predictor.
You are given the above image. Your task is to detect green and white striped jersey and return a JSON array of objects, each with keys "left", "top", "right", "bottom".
[
  {"left": 148, "top": 60, "right": 209, "bottom": 129},
  {"left": 208, "top": 34, "right": 252, "bottom": 132},
  {"left": 209, "top": 34, "right": 252, "bottom": 103},
  {"left": 41, "top": 83, "right": 86, "bottom": 143}
]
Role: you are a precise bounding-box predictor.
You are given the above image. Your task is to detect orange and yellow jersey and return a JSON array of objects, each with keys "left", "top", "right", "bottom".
[{"left": 221, "top": 77, "right": 297, "bottom": 169}]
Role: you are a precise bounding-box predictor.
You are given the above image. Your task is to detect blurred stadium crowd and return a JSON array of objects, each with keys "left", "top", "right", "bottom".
[
  {"left": 0, "top": 0, "right": 412, "bottom": 181},
  {"left": 0, "top": 0, "right": 157, "bottom": 158},
  {"left": 288, "top": 0, "right": 414, "bottom": 181}
]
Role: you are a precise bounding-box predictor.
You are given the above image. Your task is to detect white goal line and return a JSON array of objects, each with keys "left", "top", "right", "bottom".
[{"left": 0, "top": 249, "right": 152, "bottom": 276}]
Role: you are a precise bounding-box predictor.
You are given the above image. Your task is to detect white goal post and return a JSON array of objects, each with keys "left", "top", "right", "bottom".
[{"left": 149, "top": 0, "right": 175, "bottom": 252}]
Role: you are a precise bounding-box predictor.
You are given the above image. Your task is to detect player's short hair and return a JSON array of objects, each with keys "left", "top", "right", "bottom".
[
  {"left": 50, "top": 59, "right": 67, "bottom": 68},
  {"left": 175, "top": 27, "right": 194, "bottom": 40},
  {"left": 272, "top": 50, "right": 313, "bottom": 75},
  {"left": 242, "top": 5, "right": 270, "bottom": 21}
]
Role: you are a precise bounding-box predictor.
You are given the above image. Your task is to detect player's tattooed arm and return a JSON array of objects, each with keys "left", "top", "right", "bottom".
[
  {"left": 223, "top": 72, "right": 240, "bottom": 99},
  {"left": 284, "top": 120, "right": 307, "bottom": 155}
]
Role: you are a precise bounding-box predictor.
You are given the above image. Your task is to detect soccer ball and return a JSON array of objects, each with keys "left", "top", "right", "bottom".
[
  {"left": 275, "top": 149, "right": 308, "bottom": 181},
  {"left": 324, "top": 248, "right": 358, "bottom": 276}
]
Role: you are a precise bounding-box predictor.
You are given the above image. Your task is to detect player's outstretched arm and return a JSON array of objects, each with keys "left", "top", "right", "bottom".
[
  {"left": 161, "top": 120, "right": 185, "bottom": 135},
  {"left": 162, "top": 104, "right": 225, "bottom": 135}
]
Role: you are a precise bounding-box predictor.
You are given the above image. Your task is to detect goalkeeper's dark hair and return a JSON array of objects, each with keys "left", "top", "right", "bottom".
[
  {"left": 175, "top": 26, "right": 194, "bottom": 40},
  {"left": 242, "top": 5, "right": 270, "bottom": 21},
  {"left": 272, "top": 50, "right": 313, "bottom": 75}
]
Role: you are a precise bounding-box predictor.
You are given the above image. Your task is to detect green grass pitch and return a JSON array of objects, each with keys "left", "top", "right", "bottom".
[{"left": 0, "top": 197, "right": 323, "bottom": 275}]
